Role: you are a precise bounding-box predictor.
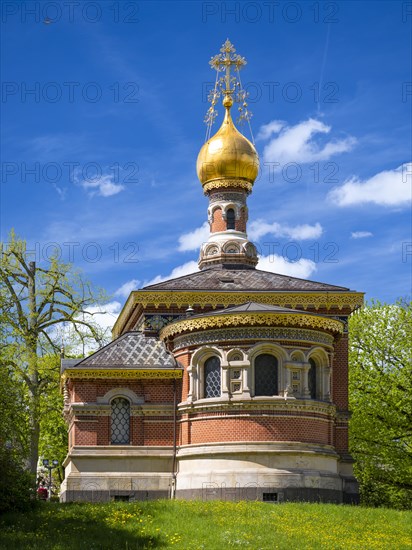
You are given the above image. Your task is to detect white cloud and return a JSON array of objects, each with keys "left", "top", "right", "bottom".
[
  {"left": 83, "top": 301, "right": 122, "bottom": 334},
  {"left": 328, "top": 163, "right": 411, "bottom": 207},
  {"left": 54, "top": 300, "right": 122, "bottom": 356},
  {"left": 178, "top": 222, "right": 209, "bottom": 251},
  {"left": 81, "top": 174, "right": 125, "bottom": 197},
  {"left": 351, "top": 231, "right": 373, "bottom": 239},
  {"left": 144, "top": 260, "right": 199, "bottom": 287},
  {"left": 258, "top": 254, "right": 317, "bottom": 279},
  {"left": 114, "top": 279, "right": 140, "bottom": 298},
  {"left": 256, "top": 120, "right": 286, "bottom": 141},
  {"left": 259, "top": 118, "right": 356, "bottom": 166},
  {"left": 249, "top": 220, "right": 323, "bottom": 241}
]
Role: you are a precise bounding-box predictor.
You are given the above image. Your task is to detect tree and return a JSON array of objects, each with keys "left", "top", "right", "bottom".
[
  {"left": 0, "top": 232, "right": 108, "bottom": 479},
  {"left": 349, "top": 299, "right": 412, "bottom": 509},
  {"left": 38, "top": 354, "right": 69, "bottom": 486}
]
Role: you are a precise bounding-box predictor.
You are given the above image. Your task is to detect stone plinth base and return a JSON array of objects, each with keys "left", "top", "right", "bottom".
[
  {"left": 175, "top": 442, "right": 358, "bottom": 504},
  {"left": 60, "top": 446, "right": 174, "bottom": 503}
]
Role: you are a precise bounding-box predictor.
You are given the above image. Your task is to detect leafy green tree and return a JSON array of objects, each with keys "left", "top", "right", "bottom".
[
  {"left": 349, "top": 299, "right": 412, "bottom": 509},
  {"left": 0, "top": 231, "right": 108, "bottom": 480},
  {"left": 38, "top": 355, "right": 69, "bottom": 486},
  {"left": 0, "top": 324, "right": 33, "bottom": 510}
]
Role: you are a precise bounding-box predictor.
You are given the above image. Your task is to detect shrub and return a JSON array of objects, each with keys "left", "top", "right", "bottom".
[{"left": 0, "top": 446, "right": 36, "bottom": 513}]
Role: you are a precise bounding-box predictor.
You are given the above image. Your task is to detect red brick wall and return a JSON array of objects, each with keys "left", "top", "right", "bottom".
[
  {"left": 175, "top": 351, "right": 190, "bottom": 401},
  {"left": 211, "top": 208, "right": 225, "bottom": 232},
  {"left": 181, "top": 416, "right": 331, "bottom": 446},
  {"left": 71, "top": 379, "right": 176, "bottom": 404},
  {"left": 143, "top": 420, "right": 174, "bottom": 446},
  {"left": 73, "top": 419, "right": 98, "bottom": 445},
  {"left": 210, "top": 207, "right": 247, "bottom": 233},
  {"left": 70, "top": 378, "right": 177, "bottom": 446},
  {"left": 334, "top": 425, "right": 349, "bottom": 453}
]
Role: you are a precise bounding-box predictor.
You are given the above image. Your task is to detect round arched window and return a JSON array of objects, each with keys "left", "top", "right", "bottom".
[
  {"left": 204, "top": 356, "right": 221, "bottom": 398},
  {"left": 308, "top": 358, "right": 317, "bottom": 399},
  {"left": 226, "top": 208, "right": 236, "bottom": 230},
  {"left": 254, "top": 354, "right": 278, "bottom": 396}
]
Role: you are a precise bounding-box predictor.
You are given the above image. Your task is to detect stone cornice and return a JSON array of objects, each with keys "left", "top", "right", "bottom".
[
  {"left": 178, "top": 398, "right": 336, "bottom": 417},
  {"left": 160, "top": 312, "right": 343, "bottom": 340},
  {"left": 177, "top": 441, "right": 339, "bottom": 458}
]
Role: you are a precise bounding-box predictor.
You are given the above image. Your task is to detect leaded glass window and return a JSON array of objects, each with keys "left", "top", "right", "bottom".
[
  {"left": 111, "top": 397, "right": 130, "bottom": 444},
  {"left": 254, "top": 354, "right": 278, "bottom": 396},
  {"left": 226, "top": 208, "right": 236, "bottom": 230},
  {"left": 308, "top": 358, "right": 317, "bottom": 399},
  {"left": 204, "top": 356, "right": 221, "bottom": 398}
]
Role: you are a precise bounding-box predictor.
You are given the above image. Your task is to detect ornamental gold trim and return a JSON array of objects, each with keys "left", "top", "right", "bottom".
[
  {"left": 203, "top": 178, "right": 253, "bottom": 194},
  {"left": 159, "top": 312, "right": 343, "bottom": 340},
  {"left": 112, "top": 291, "right": 363, "bottom": 337},
  {"left": 62, "top": 369, "right": 182, "bottom": 381}
]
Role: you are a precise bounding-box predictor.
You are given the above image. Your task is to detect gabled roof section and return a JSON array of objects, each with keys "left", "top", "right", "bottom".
[
  {"left": 141, "top": 267, "right": 351, "bottom": 292},
  {"left": 113, "top": 268, "right": 364, "bottom": 338},
  {"left": 61, "top": 331, "right": 178, "bottom": 372}
]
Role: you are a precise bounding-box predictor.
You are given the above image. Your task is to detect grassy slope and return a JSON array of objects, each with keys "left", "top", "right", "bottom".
[{"left": 1, "top": 501, "right": 411, "bottom": 550}]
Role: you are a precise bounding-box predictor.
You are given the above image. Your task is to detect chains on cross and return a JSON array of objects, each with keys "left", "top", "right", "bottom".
[{"left": 204, "top": 40, "right": 253, "bottom": 137}]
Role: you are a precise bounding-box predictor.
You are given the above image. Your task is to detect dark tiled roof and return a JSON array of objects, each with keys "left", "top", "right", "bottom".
[
  {"left": 61, "top": 332, "right": 178, "bottom": 371},
  {"left": 186, "top": 301, "right": 327, "bottom": 319},
  {"left": 202, "top": 301, "right": 310, "bottom": 314},
  {"left": 142, "top": 267, "right": 350, "bottom": 292}
]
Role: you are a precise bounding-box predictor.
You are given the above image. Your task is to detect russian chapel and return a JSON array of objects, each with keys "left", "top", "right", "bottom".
[{"left": 60, "top": 41, "right": 363, "bottom": 504}]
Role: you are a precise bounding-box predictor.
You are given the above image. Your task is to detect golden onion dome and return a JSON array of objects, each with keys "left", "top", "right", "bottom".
[{"left": 197, "top": 99, "right": 259, "bottom": 190}]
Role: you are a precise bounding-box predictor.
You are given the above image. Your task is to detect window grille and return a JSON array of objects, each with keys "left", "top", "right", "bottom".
[
  {"left": 111, "top": 397, "right": 130, "bottom": 444},
  {"left": 254, "top": 354, "right": 278, "bottom": 396},
  {"left": 263, "top": 492, "right": 278, "bottom": 502},
  {"left": 226, "top": 208, "right": 236, "bottom": 230},
  {"left": 308, "top": 358, "right": 317, "bottom": 399},
  {"left": 204, "top": 356, "right": 221, "bottom": 398}
]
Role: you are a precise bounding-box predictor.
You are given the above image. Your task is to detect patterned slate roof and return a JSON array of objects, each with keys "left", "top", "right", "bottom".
[
  {"left": 142, "top": 267, "right": 351, "bottom": 292},
  {"left": 61, "top": 332, "right": 178, "bottom": 371}
]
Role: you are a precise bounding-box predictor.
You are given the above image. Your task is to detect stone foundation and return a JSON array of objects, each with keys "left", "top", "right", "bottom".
[{"left": 60, "top": 443, "right": 358, "bottom": 504}]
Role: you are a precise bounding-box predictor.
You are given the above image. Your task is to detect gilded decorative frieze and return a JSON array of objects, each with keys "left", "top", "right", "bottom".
[
  {"left": 172, "top": 327, "right": 334, "bottom": 350},
  {"left": 62, "top": 369, "right": 183, "bottom": 381},
  {"left": 69, "top": 404, "right": 175, "bottom": 417},
  {"left": 203, "top": 178, "right": 253, "bottom": 194},
  {"left": 160, "top": 313, "right": 343, "bottom": 340},
  {"left": 113, "top": 291, "right": 363, "bottom": 337}
]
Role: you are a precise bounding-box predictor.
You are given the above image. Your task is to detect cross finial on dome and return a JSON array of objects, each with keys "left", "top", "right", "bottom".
[{"left": 204, "top": 40, "right": 253, "bottom": 136}]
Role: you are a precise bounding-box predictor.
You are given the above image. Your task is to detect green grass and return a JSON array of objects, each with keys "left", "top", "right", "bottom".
[{"left": 1, "top": 500, "right": 411, "bottom": 549}]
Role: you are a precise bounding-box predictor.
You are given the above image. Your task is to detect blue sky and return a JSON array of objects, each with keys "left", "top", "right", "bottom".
[{"left": 1, "top": 0, "right": 411, "bottom": 328}]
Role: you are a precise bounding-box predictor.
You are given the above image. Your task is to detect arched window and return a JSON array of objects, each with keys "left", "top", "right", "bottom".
[
  {"left": 226, "top": 208, "right": 236, "bottom": 230},
  {"left": 308, "top": 358, "right": 317, "bottom": 399},
  {"left": 204, "top": 356, "right": 221, "bottom": 398},
  {"left": 111, "top": 397, "right": 130, "bottom": 444},
  {"left": 254, "top": 354, "right": 278, "bottom": 396}
]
